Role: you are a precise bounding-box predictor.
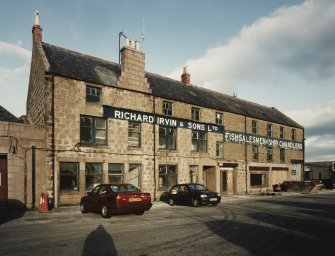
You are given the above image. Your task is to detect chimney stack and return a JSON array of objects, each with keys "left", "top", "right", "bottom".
[
  {"left": 118, "top": 39, "right": 151, "bottom": 93},
  {"left": 32, "top": 11, "right": 42, "bottom": 43},
  {"left": 181, "top": 66, "right": 190, "bottom": 85}
]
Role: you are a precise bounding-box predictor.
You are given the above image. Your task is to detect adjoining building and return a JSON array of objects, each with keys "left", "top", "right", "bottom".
[
  {"left": 26, "top": 12, "right": 304, "bottom": 207},
  {"left": 0, "top": 105, "right": 46, "bottom": 209}
]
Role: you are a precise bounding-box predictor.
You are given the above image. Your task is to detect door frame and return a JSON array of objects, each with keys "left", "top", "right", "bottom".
[{"left": 0, "top": 155, "right": 8, "bottom": 202}]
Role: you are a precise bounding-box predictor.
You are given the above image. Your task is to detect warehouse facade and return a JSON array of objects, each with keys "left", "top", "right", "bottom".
[{"left": 27, "top": 13, "right": 304, "bottom": 206}]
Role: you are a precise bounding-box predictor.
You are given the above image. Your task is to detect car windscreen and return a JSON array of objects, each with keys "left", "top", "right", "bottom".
[
  {"left": 109, "top": 184, "right": 141, "bottom": 193},
  {"left": 188, "top": 184, "right": 208, "bottom": 191}
]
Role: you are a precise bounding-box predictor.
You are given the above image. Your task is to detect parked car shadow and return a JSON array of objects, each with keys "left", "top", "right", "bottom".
[
  {"left": 0, "top": 200, "right": 26, "bottom": 225},
  {"left": 82, "top": 225, "right": 117, "bottom": 256}
]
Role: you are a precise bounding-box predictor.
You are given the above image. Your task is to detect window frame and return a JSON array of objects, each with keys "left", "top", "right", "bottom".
[
  {"left": 191, "top": 107, "right": 200, "bottom": 121},
  {"left": 128, "top": 164, "right": 141, "bottom": 188},
  {"left": 215, "top": 112, "right": 223, "bottom": 125},
  {"left": 159, "top": 126, "right": 177, "bottom": 150},
  {"left": 267, "top": 123, "right": 273, "bottom": 137},
  {"left": 250, "top": 172, "right": 268, "bottom": 187},
  {"left": 108, "top": 163, "right": 124, "bottom": 184},
  {"left": 163, "top": 101, "right": 173, "bottom": 116},
  {"left": 267, "top": 147, "right": 273, "bottom": 162},
  {"left": 252, "top": 145, "right": 258, "bottom": 161},
  {"left": 216, "top": 141, "right": 224, "bottom": 158},
  {"left": 80, "top": 115, "right": 107, "bottom": 145},
  {"left": 252, "top": 120, "right": 258, "bottom": 134},
  {"left": 85, "top": 162, "right": 103, "bottom": 191},
  {"left": 280, "top": 126, "right": 285, "bottom": 139},
  {"left": 291, "top": 129, "right": 296, "bottom": 141},
  {"left": 59, "top": 162, "right": 79, "bottom": 192},
  {"left": 192, "top": 130, "right": 208, "bottom": 152},
  {"left": 86, "top": 85, "right": 101, "bottom": 103},
  {"left": 158, "top": 165, "right": 178, "bottom": 190},
  {"left": 280, "top": 148, "right": 285, "bottom": 162},
  {"left": 128, "top": 122, "right": 141, "bottom": 148}
]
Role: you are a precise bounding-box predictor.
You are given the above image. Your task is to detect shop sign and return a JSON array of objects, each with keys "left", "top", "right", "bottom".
[
  {"left": 103, "top": 106, "right": 224, "bottom": 133},
  {"left": 224, "top": 130, "right": 303, "bottom": 151}
]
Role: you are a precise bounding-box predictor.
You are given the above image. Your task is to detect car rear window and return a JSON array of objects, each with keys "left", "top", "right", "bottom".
[{"left": 109, "top": 184, "right": 140, "bottom": 193}]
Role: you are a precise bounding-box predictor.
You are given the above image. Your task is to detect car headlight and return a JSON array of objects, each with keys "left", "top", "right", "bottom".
[
  {"left": 200, "top": 194, "right": 207, "bottom": 198},
  {"left": 217, "top": 194, "right": 221, "bottom": 197}
]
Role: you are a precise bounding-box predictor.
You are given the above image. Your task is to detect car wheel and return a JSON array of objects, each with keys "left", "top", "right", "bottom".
[
  {"left": 80, "top": 202, "right": 88, "bottom": 214},
  {"left": 135, "top": 211, "right": 144, "bottom": 215},
  {"left": 101, "top": 205, "right": 111, "bottom": 218},
  {"left": 192, "top": 198, "right": 199, "bottom": 207},
  {"left": 169, "top": 198, "right": 175, "bottom": 206}
]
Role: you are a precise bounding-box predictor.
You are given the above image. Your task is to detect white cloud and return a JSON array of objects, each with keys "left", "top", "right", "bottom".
[
  {"left": 0, "top": 41, "right": 31, "bottom": 61},
  {"left": 0, "top": 41, "right": 31, "bottom": 116},
  {"left": 166, "top": 0, "right": 335, "bottom": 162}
]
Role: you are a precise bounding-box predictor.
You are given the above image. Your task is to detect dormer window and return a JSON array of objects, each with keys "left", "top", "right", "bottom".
[{"left": 86, "top": 86, "right": 101, "bottom": 103}]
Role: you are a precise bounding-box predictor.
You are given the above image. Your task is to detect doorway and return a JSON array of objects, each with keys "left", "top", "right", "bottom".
[
  {"left": 0, "top": 155, "right": 8, "bottom": 202},
  {"left": 221, "top": 171, "right": 227, "bottom": 194}
]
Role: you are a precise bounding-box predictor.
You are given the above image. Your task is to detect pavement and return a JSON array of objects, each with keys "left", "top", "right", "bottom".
[{"left": 1, "top": 189, "right": 335, "bottom": 213}]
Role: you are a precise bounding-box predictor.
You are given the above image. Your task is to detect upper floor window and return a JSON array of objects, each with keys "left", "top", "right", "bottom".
[
  {"left": 267, "top": 124, "right": 273, "bottom": 137},
  {"left": 163, "top": 101, "right": 172, "bottom": 116},
  {"left": 267, "top": 147, "right": 273, "bottom": 162},
  {"left": 80, "top": 116, "right": 107, "bottom": 145},
  {"left": 252, "top": 120, "right": 258, "bottom": 134},
  {"left": 291, "top": 129, "right": 296, "bottom": 141},
  {"left": 216, "top": 141, "right": 224, "bottom": 158},
  {"left": 159, "top": 126, "right": 176, "bottom": 150},
  {"left": 280, "top": 149, "right": 285, "bottom": 162},
  {"left": 86, "top": 86, "right": 101, "bottom": 103},
  {"left": 280, "top": 126, "right": 285, "bottom": 139},
  {"left": 252, "top": 145, "right": 258, "bottom": 161},
  {"left": 192, "top": 107, "right": 200, "bottom": 121},
  {"left": 128, "top": 122, "right": 141, "bottom": 148},
  {"left": 215, "top": 112, "right": 223, "bottom": 125},
  {"left": 192, "top": 131, "right": 207, "bottom": 152}
]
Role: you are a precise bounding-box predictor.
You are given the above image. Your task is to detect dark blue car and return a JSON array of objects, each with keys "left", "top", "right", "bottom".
[{"left": 168, "top": 183, "right": 221, "bottom": 207}]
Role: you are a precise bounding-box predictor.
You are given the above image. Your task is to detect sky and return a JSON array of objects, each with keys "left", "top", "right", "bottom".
[{"left": 0, "top": 0, "right": 334, "bottom": 162}]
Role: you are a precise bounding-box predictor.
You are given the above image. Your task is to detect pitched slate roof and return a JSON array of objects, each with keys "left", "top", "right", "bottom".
[
  {"left": 42, "top": 43, "right": 302, "bottom": 128},
  {"left": 0, "top": 105, "right": 22, "bottom": 123}
]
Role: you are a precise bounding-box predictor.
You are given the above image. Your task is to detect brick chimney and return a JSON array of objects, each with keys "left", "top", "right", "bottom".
[
  {"left": 181, "top": 66, "right": 190, "bottom": 85},
  {"left": 117, "top": 39, "right": 151, "bottom": 94},
  {"left": 32, "top": 11, "right": 42, "bottom": 43}
]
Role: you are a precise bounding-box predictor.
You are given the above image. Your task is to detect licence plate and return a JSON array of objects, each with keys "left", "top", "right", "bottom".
[
  {"left": 209, "top": 198, "right": 217, "bottom": 201},
  {"left": 129, "top": 197, "right": 141, "bottom": 202}
]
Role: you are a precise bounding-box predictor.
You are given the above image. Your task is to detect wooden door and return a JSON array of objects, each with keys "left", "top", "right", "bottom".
[{"left": 0, "top": 155, "right": 8, "bottom": 202}]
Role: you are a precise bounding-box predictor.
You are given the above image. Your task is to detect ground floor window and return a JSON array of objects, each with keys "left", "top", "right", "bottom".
[
  {"left": 85, "top": 163, "right": 102, "bottom": 191},
  {"left": 60, "top": 162, "right": 79, "bottom": 191},
  {"left": 159, "top": 165, "right": 177, "bottom": 190},
  {"left": 128, "top": 164, "right": 141, "bottom": 188},
  {"left": 250, "top": 172, "right": 268, "bottom": 187},
  {"left": 189, "top": 165, "right": 199, "bottom": 183},
  {"left": 108, "top": 163, "right": 124, "bottom": 184}
]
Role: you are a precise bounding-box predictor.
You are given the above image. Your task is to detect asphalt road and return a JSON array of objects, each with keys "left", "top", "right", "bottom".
[{"left": 1, "top": 192, "right": 335, "bottom": 256}]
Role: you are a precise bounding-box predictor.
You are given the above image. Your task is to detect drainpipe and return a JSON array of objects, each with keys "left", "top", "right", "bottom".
[
  {"left": 51, "top": 75, "right": 55, "bottom": 206},
  {"left": 32, "top": 146, "right": 36, "bottom": 208},
  {"left": 302, "top": 128, "right": 305, "bottom": 181},
  {"left": 153, "top": 96, "right": 157, "bottom": 201},
  {"left": 244, "top": 115, "right": 248, "bottom": 194}
]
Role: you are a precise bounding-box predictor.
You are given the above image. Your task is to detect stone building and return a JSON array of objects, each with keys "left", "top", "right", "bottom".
[
  {"left": 27, "top": 13, "right": 304, "bottom": 206},
  {"left": 0, "top": 105, "right": 46, "bottom": 209}
]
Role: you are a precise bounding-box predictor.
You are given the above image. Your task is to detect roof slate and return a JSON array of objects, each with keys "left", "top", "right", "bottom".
[
  {"left": 0, "top": 105, "right": 22, "bottom": 123},
  {"left": 41, "top": 43, "right": 302, "bottom": 128}
]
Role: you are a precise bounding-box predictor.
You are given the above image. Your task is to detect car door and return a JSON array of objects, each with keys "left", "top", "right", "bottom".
[
  {"left": 88, "top": 185, "right": 100, "bottom": 211},
  {"left": 178, "top": 185, "right": 190, "bottom": 205},
  {"left": 96, "top": 185, "right": 109, "bottom": 210}
]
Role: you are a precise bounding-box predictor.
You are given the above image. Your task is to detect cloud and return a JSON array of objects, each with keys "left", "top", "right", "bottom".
[
  {"left": 0, "top": 41, "right": 31, "bottom": 116},
  {"left": 0, "top": 41, "right": 31, "bottom": 61},
  {"left": 166, "top": 0, "right": 335, "bottom": 100}
]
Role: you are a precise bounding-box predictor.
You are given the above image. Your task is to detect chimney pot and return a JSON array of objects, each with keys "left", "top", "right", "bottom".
[{"left": 32, "top": 11, "right": 42, "bottom": 43}]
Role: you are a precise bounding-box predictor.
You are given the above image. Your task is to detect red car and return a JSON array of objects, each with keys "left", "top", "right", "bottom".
[{"left": 80, "top": 184, "right": 152, "bottom": 218}]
